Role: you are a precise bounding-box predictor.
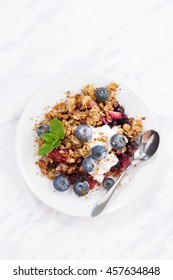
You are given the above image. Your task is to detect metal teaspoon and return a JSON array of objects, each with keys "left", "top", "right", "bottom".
[{"left": 91, "top": 130, "right": 160, "bottom": 217}]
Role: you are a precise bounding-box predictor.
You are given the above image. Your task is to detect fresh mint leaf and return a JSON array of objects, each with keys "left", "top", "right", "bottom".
[
  {"left": 41, "top": 133, "right": 58, "bottom": 142},
  {"left": 52, "top": 139, "right": 61, "bottom": 148},
  {"left": 38, "top": 119, "right": 65, "bottom": 156},
  {"left": 50, "top": 119, "right": 65, "bottom": 140},
  {"left": 38, "top": 142, "right": 54, "bottom": 156},
  {"left": 38, "top": 137, "right": 61, "bottom": 156}
]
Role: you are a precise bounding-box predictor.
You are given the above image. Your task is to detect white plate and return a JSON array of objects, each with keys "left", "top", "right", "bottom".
[{"left": 16, "top": 74, "right": 158, "bottom": 217}]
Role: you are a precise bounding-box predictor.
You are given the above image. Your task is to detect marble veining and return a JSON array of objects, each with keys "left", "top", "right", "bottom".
[{"left": 0, "top": 0, "right": 173, "bottom": 260}]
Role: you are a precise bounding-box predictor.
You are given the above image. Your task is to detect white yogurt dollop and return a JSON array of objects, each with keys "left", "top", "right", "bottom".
[
  {"left": 89, "top": 124, "right": 119, "bottom": 151},
  {"left": 88, "top": 125, "right": 119, "bottom": 183}
]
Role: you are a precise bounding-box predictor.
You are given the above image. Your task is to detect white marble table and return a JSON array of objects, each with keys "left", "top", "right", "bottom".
[{"left": 0, "top": 0, "right": 173, "bottom": 260}]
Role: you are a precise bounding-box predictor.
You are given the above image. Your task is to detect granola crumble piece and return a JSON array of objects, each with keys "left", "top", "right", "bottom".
[
  {"left": 69, "top": 150, "right": 81, "bottom": 159},
  {"left": 65, "top": 142, "right": 71, "bottom": 149},
  {"left": 123, "top": 119, "right": 143, "bottom": 138},
  {"left": 63, "top": 120, "right": 76, "bottom": 133},
  {"left": 53, "top": 101, "right": 67, "bottom": 111},
  {"left": 117, "top": 128, "right": 124, "bottom": 134},
  {"left": 69, "top": 135, "right": 83, "bottom": 148},
  {"left": 103, "top": 104, "right": 114, "bottom": 113},
  {"left": 81, "top": 95, "right": 91, "bottom": 108},
  {"left": 132, "top": 119, "right": 143, "bottom": 134},
  {"left": 129, "top": 117, "right": 134, "bottom": 124},
  {"left": 79, "top": 143, "right": 90, "bottom": 158},
  {"left": 61, "top": 114, "right": 70, "bottom": 120},
  {"left": 86, "top": 105, "right": 104, "bottom": 126},
  {"left": 66, "top": 158, "right": 76, "bottom": 164},
  {"left": 74, "top": 94, "right": 91, "bottom": 110},
  {"left": 73, "top": 111, "right": 89, "bottom": 120},
  {"left": 106, "top": 83, "right": 118, "bottom": 93},
  {"left": 35, "top": 138, "right": 44, "bottom": 148},
  {"left": 86, "top": 117, "right": 99, "bottom": 127},
  {"left": 74, "top": 93, "right": 83, "bottom": 103},
  {"left": 97, "top": 121, "right": 103, "bottom": 126},
  {"left": 76, "top": 158, "right": 82, "bottom": 163},
  {"left": 105, "top": 92, "right": 117, "bottom": 105},
  {"left": 37, "top": 160, "right": 48, "bottom": 175},
  {"left": 56, "top": 163, "right": 69, "bottom": 174},
  {"left": 123, "top": 124, "right": 131, "bottom": 132},
  {"left": 105, "top": 113, "right": 112, "bottom": 123},
  {"left": 98, "top": 91, "right": 117, "bottom": 114},
  {"left": 60, "top": 144, "right": 66, "bottom": 149},
  {"left": 82, "top": 84, "right": 96, "bottom": 99},
  {"left": 132, "top": 125, "right": 141, "bottom": 132},
  {"left": 67, "top": 97, "right": 76, "bottom": 113},
  {"left": 45, "top": 109, "right": 56, "bottom": 119},
  {"left": 67, "top": 165, "right": 77, "bottom": 174},
  {"left": 47, "top": 171, "right": 55, "bottom": 179}
]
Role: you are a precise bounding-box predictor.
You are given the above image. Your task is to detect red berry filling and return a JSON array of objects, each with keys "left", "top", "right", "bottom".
[
  {"left": 109, "top": 139, "right": 138, "bottom": 176},
  {"left": 86, "top": 174, "right": 99, "bottom": 190},
  {"left": 76, "top": 102, "right": 82, "bottom": 110},
  {"left": 108, "top": 111, "right": 122, "bottom": 120},
  {"left": 68, "top": 170, "right": 98, "bottom": 189},
  {"left": 68, "top": 170, "right": 87, "bottom": 185},
  {"left": 47, "top": 148, "right": 69, "bottom": 164},
  {"left": 89, "top": 98, "right": 99, "bottom": 108}
]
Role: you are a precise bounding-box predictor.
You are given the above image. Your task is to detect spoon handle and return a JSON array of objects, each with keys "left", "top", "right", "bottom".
[{"left": 91, "top": 160, "right": 139, "bottom": 217}]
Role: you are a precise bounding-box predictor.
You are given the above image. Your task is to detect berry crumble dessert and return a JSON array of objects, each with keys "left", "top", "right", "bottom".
[{"left": 34, "top": 83, "right": 143, "bottom": 197}]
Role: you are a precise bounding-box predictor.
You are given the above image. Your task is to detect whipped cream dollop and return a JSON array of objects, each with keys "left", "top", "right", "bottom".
[{"left": 88, "top": 125, "right": 119, "bottom": 183}]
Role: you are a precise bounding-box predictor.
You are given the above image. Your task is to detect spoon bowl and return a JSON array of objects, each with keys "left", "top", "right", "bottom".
[{"left": 134, "top": 130, "right": 160, "bottom": 161}]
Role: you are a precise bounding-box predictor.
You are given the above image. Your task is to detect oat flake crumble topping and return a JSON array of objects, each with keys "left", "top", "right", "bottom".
[{"left": 34, "top": 83, "right": 143, "bottom": 196}]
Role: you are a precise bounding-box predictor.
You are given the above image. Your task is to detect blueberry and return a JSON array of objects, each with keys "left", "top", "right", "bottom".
[
  {"left": 116, "top": 105, "right": 125, "bottom": 114},
  {"left": 91, "top": 145, "right": 107, "bottom": 160},
  {"left": 114, "top": 103, "right": 125, "bottom": 114},
  {"left": 82, "top": 156, "right": 97, "bottom": 172},
  {"left": 110, "top": 134, "right": 126, "bottom": 150},
  {"left": 103, "top": 178, "right": 115, "bottom": 190},
  {"left": 37, "top": 124, "right": 50, "bottom": 137},
  {"left": 73, "top": 181, "right": 89, "bottom": 196},
  {"left": 53, "top": 174, "right": 70, "bottom": 192},
  {"left": 95, "top": 87, "right": 109, "bottom": 102},
  {"left": 118, "top": 114, "right": 129, "bottom": 125},
  {"left": 75, "top": 125, "right": 92, "bottom": 142}
]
